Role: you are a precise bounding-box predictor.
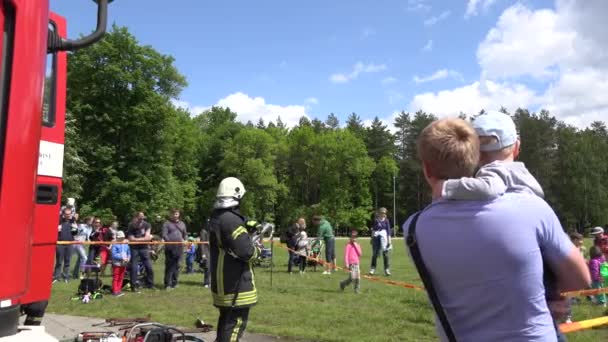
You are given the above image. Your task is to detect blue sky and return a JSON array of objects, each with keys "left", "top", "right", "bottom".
[{"left": 51, "top": 0, "right": 604, "bottom": 128}]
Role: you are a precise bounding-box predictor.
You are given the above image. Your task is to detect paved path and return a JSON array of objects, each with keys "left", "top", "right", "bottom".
[{"left": 20, "top": 314, "right": 296, "bottom": 342}]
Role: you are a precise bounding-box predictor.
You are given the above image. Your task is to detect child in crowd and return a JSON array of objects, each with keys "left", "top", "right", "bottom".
[
  {"left": 340, "top": 230, "right": 362, "bottom": 293},
  {"left": 110, "top": 231, "right": 130, "bottom": 297},
  {"left": 440, "top": 111, "right": 566, "bottom": 339},
  {"left": 185, "top": 237, "right": 196, "bottom": 274},
  {"left": 441, "top": 111, "right": 543, "bottom": 201},
  {"left": 589, "top": 246, "right": 606, "bottom": 306},
  {"left": 570, "top": 232, "right": 585, "bottom": 257},
  {"left": 564, "top": 232, "right": 586, "bottom": 324},
  {"left": 295, "top": 223, "right": 309, "bottom": 274}
]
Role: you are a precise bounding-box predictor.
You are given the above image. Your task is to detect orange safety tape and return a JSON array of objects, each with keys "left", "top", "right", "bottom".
[
  {"left": 275, "top": 242, "right": 425, "bottom": 291},
  {"left": 55, "top": 241, "right": 208, "bottom": 245},
  {"left": 561, "top": 287, "right": 608, "bottom": 297},
  {"left": 559, "top": 316, "right": 608, "bottom": 334}
]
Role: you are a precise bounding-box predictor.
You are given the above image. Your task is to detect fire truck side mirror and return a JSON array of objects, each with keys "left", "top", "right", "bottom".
[{"left": 47, "top": 0, "right": 115, "bottom": 53}]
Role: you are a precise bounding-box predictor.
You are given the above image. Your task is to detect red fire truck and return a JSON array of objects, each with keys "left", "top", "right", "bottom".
[{"left": 0, "top": 1, "right": 113, "bottom": 340}]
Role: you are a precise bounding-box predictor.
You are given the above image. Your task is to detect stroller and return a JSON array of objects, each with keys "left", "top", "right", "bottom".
[
  {"left": 306, "top": 238, "right": 325, "bottom": 272},
  {"left": 252, "top": 222, "right": 274, "bottom": 268},
  {"left": 72, "top": 264, "right": 103, "bottom": 302}
]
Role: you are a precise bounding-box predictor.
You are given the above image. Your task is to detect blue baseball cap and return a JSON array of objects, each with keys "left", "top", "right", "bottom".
[{"left": 473, "top": 111, "right": 518, "bottom": 152}]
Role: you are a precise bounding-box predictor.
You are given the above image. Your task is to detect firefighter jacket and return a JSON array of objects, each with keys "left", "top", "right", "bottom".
[{"left": 209, "top": 207, "right": 260, "bottom": 308}]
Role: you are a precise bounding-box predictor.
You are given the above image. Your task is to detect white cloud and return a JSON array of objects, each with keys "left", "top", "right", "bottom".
[
  {"left": 409, "top": 0, "right": 608, "bottom": 128},
  {"left": 215, "top": 92, "right": 309, "bottom": 127},
  {"left": 329, "top": 62, "right": 387, "bottom": 84},
  {"left": 413, "top": 69, "right": 462, "bottom": 83},
  {"left": 407, "top": 0, "right": 431, "bottom": 13},
  {"left": 305, "top": 97, "right": 319, "bottom": 105},
  {"left": 477, "top": 3, "right": 576, "bottom": 79},
  {"left": 465, "top": 0, "right": 497, "bottom": 18},
  {"left": 422, "top": 39, "right": 433, "bottom": 52},
  {"left": 361, "top": 112, "right": 401, "bottom": 134},
  {"left": 381, "top": 77, "right": 398, "bottom": 85},
  {"left": 409, "top": 80, "right": 538, "bottom": 117},
  {"left": 424, "top": 10, "right": 451, "bottom": 26},
  {"left": 171, "top": 99, "right": 210, "bottom": 116}
]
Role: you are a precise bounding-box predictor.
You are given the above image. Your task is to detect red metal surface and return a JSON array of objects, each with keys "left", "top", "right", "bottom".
[
  {"left": 0, "top": 0, "right": 50, "bottom": 306},
  {"left": 21, "top": 11, "right": 66, "bottom": 305}
]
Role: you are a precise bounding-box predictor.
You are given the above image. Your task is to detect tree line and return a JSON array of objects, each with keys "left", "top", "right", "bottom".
[{"left": 63, "top": 26, "right": 608, "bottom": 234}]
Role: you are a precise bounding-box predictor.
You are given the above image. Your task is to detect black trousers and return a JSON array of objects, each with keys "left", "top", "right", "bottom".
[
  {"left": 287, "top": 240, "right": 296, "bottom": 272},
  {"left": 371, "top": 236, "right": 390, "bottom": 270},
  {"left": 130, "top": 248, "right": 154, "bottom": 289},
  {"left": 216, "top": 307, "right": 250, "bottom": 342},
  {"left": 164, "top": 247, "right": 182, "bottom": 288},
  {"left": 53, "top": 245, "right": 73, "bottom": 280}
]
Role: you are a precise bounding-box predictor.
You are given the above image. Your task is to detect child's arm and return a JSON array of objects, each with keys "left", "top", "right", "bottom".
[
  {"left": 344, "top": 244, "right": 351, "bottom": 268},
  {"left": 111, "top": 245, "right": 120, "bottom": 261},
  {"left": 442, "top": 165, "right": 508, "bottom": 200}
]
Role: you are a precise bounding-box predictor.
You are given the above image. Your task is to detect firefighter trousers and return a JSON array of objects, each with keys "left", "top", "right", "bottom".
[{"left": 215, "top": 307, "right": 249, "bottom": 342}]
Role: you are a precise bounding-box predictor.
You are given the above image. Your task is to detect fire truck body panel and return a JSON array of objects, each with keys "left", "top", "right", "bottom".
[
  {"left": 22, "top": 11, "right": 66, "bottom": 305},
  {"left": 0, "top": 0, "right": 50, "bottom": 309}
]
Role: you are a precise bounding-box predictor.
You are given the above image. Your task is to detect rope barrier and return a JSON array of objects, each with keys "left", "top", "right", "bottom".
[
  {"left": 274, "top": 241, "right": 425, "bottom": 291},
  {"left": 53, "top": 241, "right": 208, "bottom": 245},
  {"left": 561, "top": 287, "right": 608, "bottom": 297},
  {"left": 559, "top": 316, "right": 608, "bottom": 334}
]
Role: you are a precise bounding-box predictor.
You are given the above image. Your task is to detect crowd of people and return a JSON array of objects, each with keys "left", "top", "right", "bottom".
[
  {"left": 52, "top": 111, "right": 608, "bottom": 341},
  {"left": 54, "top": 207, "right": 207, "bottom": 296}
]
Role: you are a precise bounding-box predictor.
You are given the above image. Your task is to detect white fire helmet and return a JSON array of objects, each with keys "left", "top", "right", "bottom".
[{"left": 216, "top": 177, "right": 246, "bottom": 200}]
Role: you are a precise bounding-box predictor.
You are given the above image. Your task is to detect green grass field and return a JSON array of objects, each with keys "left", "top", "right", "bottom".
[{"left": 48, "top": 238, "right": 608, "bottom": 341}]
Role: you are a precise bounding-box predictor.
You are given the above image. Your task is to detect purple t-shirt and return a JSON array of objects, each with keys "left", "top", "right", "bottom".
[{"left": 403, "top": 192, "right": 573, "bottom": 342}]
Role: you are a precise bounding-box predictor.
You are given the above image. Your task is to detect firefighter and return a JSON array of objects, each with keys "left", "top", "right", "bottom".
[{"left": 209, "top": 177, "right": 261, "bottom": 342}]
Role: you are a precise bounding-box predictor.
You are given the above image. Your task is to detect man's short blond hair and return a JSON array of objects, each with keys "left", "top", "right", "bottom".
[{"left": 417, "top": 118, "right": 480, "bottom": 179}]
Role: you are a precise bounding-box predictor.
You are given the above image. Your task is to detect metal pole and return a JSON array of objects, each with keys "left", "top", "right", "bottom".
[
  {"left": 270, "top": 234, "right": 274, "bottom": 288},
  {"left": 393, "top": 170, "right": 397, "bottom": 237}
]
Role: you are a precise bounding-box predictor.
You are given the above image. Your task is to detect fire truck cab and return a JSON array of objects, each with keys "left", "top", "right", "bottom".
[{"left": 0, "top": 1, "right": 112, "bottom": 340}]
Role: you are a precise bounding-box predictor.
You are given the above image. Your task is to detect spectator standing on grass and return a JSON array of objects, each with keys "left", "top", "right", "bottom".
[
  {"left": 72, "top": 216, "right": 93, "bottom": 280},
  {"left": 591, "top": 226, "right": 608, "bottom": 258},
  {"left": 198, "top": 225, "right": 210, "bottom": 288},
  {"left": 403, "top": 118, "right": 590, "bottom": 341},
  {"left": 295, "top": 221, "right": 309, "bottom": 274},
  {"left": 439, "top": 111, "right": 569, "bottom": 339},
  {"left": 370, "top": 207, "right": 392, "bottom": 276},
  {"left": 340, "top": 230, "right": 362, "bottom": 293},
  {"left": 89, "top": 218, "right": 112, "bottom": 277},
  {"left": 563, "top": 232, "right": 586, "bottom": 324},
  {"left": 286, "top": 219, "right": 301, "bottom": 274},
  {"left": 185, "top": 237, "right": 196, "bottom": 273},
  {"left": 53, "top": 207, "right": 76, "bottom": 283},
  {"left": 110, "top": 230, "right": 130, "bottom": 297},
  {"left": 588, "top": 246, "right": 606, "bottom": 306},
  {"left": 162, "top": 208, "right": 187, "bottom": 290},
  {"left": 127, "top": 211, "right": 155, "bottom": 292},
  {"left": 313, "top": 214, "right": 336, "bottom": 274},
  {"left": 569, "top": 232, "right": 585, "bottom": 257}
]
